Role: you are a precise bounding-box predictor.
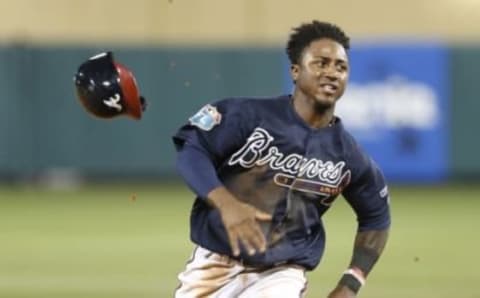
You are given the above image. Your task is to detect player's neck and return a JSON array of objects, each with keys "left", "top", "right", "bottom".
[{"left": 291, "top": 94, "right": 335, "bottom": 129}]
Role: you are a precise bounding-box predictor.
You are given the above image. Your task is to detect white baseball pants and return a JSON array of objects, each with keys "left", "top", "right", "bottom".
[{"left": 174, "top": 246, "right": 307, "bottom": 298}]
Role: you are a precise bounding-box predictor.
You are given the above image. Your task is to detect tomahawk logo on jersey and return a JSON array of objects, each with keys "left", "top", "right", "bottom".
[
  {"left": 227, "top": 127, "right": 352, "bottom": 202},
  {"left": 173, "top": 95, "right": 390, "bottom": 270}
]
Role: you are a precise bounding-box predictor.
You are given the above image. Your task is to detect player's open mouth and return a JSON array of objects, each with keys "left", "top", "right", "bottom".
[{"left": 319, "top": 83, "right": 338, "bottom": 94}]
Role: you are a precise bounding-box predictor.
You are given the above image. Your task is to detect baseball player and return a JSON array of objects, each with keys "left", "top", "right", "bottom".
[{"left": 173, "top": 20, "right": 391, "bottom": 298}]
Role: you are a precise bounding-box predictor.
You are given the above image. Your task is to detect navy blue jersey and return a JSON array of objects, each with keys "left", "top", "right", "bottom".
[{"left": 173, "top": 94, "right": 390, "bottom": 270}]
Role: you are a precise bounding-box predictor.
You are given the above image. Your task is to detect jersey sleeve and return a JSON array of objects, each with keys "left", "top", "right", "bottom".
[
  {"left": 175, "top": 143, "right": 223, "bottom": 199},
  {"left": 172, "top": 98, "right": 255, "bottom": 166},
  {"left": 342, "top": 149, "right": 391, "bottom": 232}
]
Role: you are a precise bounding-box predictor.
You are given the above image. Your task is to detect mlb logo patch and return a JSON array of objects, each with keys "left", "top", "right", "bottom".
[{"left": 189, "top": 104, "right": 222, "bottom": 131}]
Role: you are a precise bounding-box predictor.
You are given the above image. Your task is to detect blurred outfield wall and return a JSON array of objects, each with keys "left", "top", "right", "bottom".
[{"left": 1, "top": 0, "right": 480, "bottom": 182}]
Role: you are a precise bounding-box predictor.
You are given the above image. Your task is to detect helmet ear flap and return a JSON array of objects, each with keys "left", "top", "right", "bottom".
[
  {"left": 73, "top": 52, "right": 146, "bottom": 120},
  {"left": 140, "top": 96, "right": 147, "bottom": 111}
]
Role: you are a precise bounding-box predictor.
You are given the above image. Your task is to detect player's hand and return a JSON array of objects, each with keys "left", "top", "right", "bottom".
[
  {"left": 327, "top": 285, "right": 356, "bottom": 298},
  {"left": 207, "top": 186, "right": 272, "bottom": 256}
]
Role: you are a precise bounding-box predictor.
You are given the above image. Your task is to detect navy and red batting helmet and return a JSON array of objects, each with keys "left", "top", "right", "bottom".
[{"left": 73, "top": 52, "right": 146, "bottom": 120}]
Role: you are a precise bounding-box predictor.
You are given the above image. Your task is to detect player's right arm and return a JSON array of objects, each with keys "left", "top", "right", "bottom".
[
  {"left": 176, "top": 143, "right": 271, "bottom": 256},
  {"left": 173, "top": 99, "right": 271, "bottom": 256}
]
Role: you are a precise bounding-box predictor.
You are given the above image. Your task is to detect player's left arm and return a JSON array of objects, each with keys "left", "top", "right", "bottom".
[
  {"left": 328, "top": 228, "right": 389, "bottom": 297},
  {"left": 329, "top": 157, "right": 391, "bottom": 297}
]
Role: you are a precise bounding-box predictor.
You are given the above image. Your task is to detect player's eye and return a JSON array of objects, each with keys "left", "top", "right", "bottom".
[
  {"left": 337, "top": 64, "right": 348, "bottom": 72},
  {"left": 313, "top": 60, "right": 328, "bottom": 69}
]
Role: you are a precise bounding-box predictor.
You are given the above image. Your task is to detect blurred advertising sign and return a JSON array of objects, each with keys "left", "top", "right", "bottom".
[{"left": 285, "top": 44, "right": 449, "bottom": 182}]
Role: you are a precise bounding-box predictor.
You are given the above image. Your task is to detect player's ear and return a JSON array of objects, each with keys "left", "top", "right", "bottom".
[{"left": 290, "top": 64, "right": 299, "bottom": 83}]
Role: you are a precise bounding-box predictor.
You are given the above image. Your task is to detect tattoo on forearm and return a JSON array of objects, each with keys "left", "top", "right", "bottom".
[{"left": 350, "top": 229, "right": 389, "bottom": 276}]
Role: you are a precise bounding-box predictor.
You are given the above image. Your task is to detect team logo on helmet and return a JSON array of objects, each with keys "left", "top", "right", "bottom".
[
  {"left": 73, "top": 51, "right": 146, "bottom": 120},
  {"left": 189, "top": 104, "right": 222, "bottom": 131},
  {"left": 103, "top": 93, "right": 123, "bottom": 111}
]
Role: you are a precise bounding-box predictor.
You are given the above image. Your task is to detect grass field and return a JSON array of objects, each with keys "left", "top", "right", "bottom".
[{"left": 1, "top": 182, "right": 479, "bottom": 298}]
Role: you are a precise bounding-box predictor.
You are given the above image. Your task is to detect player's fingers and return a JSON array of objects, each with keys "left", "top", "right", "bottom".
[
  {"left": 238, "top": 234, "right": 257, "bottom": 256},
  {"left": 236, "top": 221, "right": 262, "bottom": 256},
  {"left": 238, "top": 221, "right": 266, "bottom": 255},
  {"left": 227, "top": 230, "right": 240, "bottom": 256},
  {"left": 249, "top": 223, "right": 267, "bottom": 253},
  {"left": 254, "top": 210, "right": 272, "bottom": 221}
]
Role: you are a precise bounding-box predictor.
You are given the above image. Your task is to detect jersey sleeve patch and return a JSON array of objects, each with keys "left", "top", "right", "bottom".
[
  {"left": 379, "top": 185, "right": 390, "bottom": 204},
  {"left": 189, "top": 104, "right": 222, "bottom": 131}
]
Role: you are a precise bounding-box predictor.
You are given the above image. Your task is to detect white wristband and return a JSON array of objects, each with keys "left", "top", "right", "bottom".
[{"left": 343, "top": 268, "right": 366, "bottom": 286}]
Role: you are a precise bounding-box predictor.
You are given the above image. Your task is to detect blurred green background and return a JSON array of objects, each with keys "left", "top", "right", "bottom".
[
  {"left": 2, "top": 184, "right": 479, "bottom": 297},
  {"left": 1, "top": 0, "right": 480, "bottom": 297}
]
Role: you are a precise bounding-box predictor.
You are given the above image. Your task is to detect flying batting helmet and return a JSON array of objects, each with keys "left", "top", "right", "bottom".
[{"left": 73, "top": 52, "right": 146, "bottom": 120}]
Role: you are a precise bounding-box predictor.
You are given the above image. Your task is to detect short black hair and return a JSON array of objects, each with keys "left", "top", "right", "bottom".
[{"left": 286, "top": 20, "right": 350, "bottom": 65}]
